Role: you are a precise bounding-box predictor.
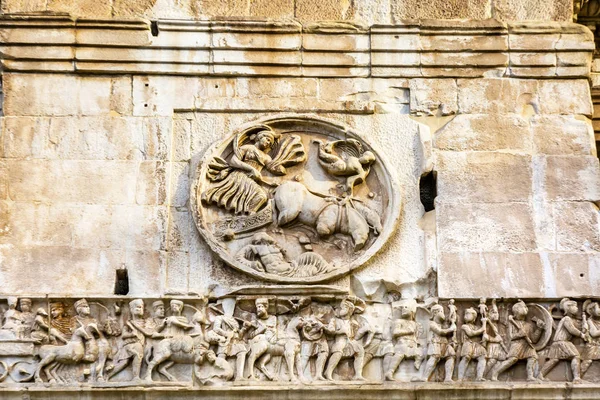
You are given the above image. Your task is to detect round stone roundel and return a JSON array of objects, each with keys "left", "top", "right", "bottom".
[{"left": 191, "top": 116, "right": 400, "bottom": 283}]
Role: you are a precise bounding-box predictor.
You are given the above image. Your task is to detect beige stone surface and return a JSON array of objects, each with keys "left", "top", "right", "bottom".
[
  {"left": 493, "top": 0, "right": 572, "bottom": 22},
  {"left": 391, "top": 0, "right": 491, "bottom": 20},
  {"left": 554, "top": 201, "right": 600, "bottom": 252},
  {"left": 544, "top": 155, "right": 600, "bottom": 201}
]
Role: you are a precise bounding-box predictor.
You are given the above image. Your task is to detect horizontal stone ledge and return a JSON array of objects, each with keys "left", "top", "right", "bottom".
[
  {"left": 0, "top": 16, "right": 593, "bottom": 78},
  {"left": 0, "top": 383, "right": 597, "bottom": 400}
]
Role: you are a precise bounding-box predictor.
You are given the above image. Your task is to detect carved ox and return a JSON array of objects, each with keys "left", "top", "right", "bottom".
[{"left": 273, "top": 181, "right": 382, "bottom": 251}]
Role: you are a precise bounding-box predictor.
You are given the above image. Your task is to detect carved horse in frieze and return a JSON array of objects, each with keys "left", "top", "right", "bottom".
[
  {"left": 34, "top": 325, "right": 92, "bottom": 383},
  {"left": 273, "top": 181, "right": 382, "bottom": 251}
]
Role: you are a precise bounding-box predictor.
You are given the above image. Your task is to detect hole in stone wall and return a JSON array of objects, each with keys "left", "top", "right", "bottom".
[
  {"left": 114, "top": 268, "right": 129, "bottom": 295},
  {"left": 150, "top": 21, "right": 159, "bottom": 37},
  {"left": 581, "top": 273, "right": 585, "bottom": 278},
  {"left": 419, "top": 171, "right": 437, "bottom": 212}
]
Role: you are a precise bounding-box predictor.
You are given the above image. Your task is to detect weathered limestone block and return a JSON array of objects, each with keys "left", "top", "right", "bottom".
[
  {"left": 249, "top": 0, "right": 294, "bottom": 18},
  {"left": 493, "top": 0, "right": 573, "bottom": 21},
  {"left": 408, "top": 79, "right": 458, "bottom": 116},
  {"left": 437, "top": 203, "right": 537, "bottom": 252},
  {"left": 546, "top": 253, "right": 600, "bottom": 297},
  {"left": 538, "top": 79, "right": 593, "bottom": 116},
  {"left": 5, "top": 160, "right": 166, "bottom": 205},
  {"left": 544, "top": 155, "right": 600, "bottom": 201},
  {"left": 436, "top": 152, "right": 533, "bottom": 203},
  {"left": 434, "top": 114, "right": 531, "bottom": 151},
  {"left": 438, "top": 252, "right": 545, "bottom": 298},
  {"left": 554, "top": 202, "right": 600, "bottom": 252},
  {"left": 532, "top": 115, "right": 595, "bottom": 155},
  {"left": 390, "top": 0, "right": 491, "bottom": 20},
  {"left": 457, "top": 78, "right": 539, "bottom": 114},
  {"left": 46, "top": 0, "right": 112, "bottom": 18}
]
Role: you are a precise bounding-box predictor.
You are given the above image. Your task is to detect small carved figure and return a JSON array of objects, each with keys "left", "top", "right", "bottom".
[
  {"left": 34, "top": 325, "right": 92, "bottom": 383},
  {"left": 313, "top": 139, "right": 376, "bottom": 196},
  {"left": 207, "top": 300, "right": 249, "bottom": 381},
  {"left": 203, "top": 350, "right": 234, "bottom": 382},
  {"left": 31, "top": 308, "right": 51, "bottom": 344},
  {"left": 203, "top": 126, "right": 305, "bottom": 214},
  {"left": 457, "top": 307, "right": 487, "bottom": 381},
  {"left": 299, "top": 315, "right": 329, "bottom": 381},
  {"left": 236, "top": 232, "right": 334, "bottom": 278},
  {"left": 0, "top": 297, "right": 24, "bottom": 339},
  {"left": 478, "top": 298, "right": 488, "bottom": 320},
  {"left": 19, "top": 298, "right": 35, "bottom": 338},
  {"left": 484, "top": 300, "right": 507, "bottom": 377},
  {"left": 143, "top": 300, "right": 209, "bottom": 382},
  {"left": 323, "top": 297, "right": 366, "bottom": 381},
  {"left": 382, "top": 300, "right": 422, "bottom": 381},
  {"left": 490, "top": 300, "right": 547, "bottom": 382},
  {"left": 145, "top": 300, "right": 166, "bottom": 334},
  {"left": 412, "top": 303, "right": 456, "bottom": 383},
  {"left": 582, "top": 300, "right": 600, "bottom": 377},
  {"left": 538, "top": 298, "right": 588, "bottom": 383},
  {"left": 48, "top": 301, "right": 75, "bottom": 343},
  {"left": 108, "top": 299, "right": 155, "bottom": 381}
]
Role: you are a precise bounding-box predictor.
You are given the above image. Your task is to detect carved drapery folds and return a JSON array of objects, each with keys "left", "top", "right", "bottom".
[
  {"left": 0, "top": 296, "right": 598, "bottom": 386},
  {"left": 191, "top": 117, "right": 400, "bottom": 283}
]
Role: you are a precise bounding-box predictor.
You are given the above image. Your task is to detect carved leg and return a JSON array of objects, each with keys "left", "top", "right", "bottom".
[
  {"left": 35, "top": 355, "right": 55, "bottom": 383},
  {"left": 485, "top": 358, "right": 498, "bottom": 378},
  {"left": 325, "top": 352, "right": 342, "bottom": 381},
  {"left": 48, "top": 362, "right": 61, "bottom": 384},
  {"left": 257, "top": 353, "right": 273, "bottom": 380},
  {"left": 284, "top": 346, "right": 298, "bottom": 382},
  {"left": 131, "top": 352, "right": 143, "bottom": 381},
  {"left": 353, "top": 349, "right": 366, "bottom": 380},
  {"left": 581, "top": 360, "right": 593, "bottom": 377},
  {"left": 247, "top": 343, "right": 267, "bottom": 380},
  {"left": 362, "top": 353, "right": 373, "bottom": 369},
  {"left": 234, "top": 352, "right": 247, "bottom": 381},
  {"left": 143, "top": 352, "right": 170, "bottom": 382},
  {"left": 443, "top": 357, "right": 455, "bottom": 382},
  {"left": 412, "top": 356, "right": 438, "bottom": 382},
  {"left": 107, "top": 359, "right": 130, "bottom": 381},
  {"left": 315, "top": 352, "right": 328, "bottom": 381},
  {"left": 316, "top": 206, "right": 337, "bottom": 237},
  {"left": 384, "top": 354, "right": 403, "bottom": 381},
  {"left": 571, "top": 357, "right": 583, "bottom": 383},
  {"left": 538, "top": 358, "right": 559, "bottom": 381},
  {"left": 490, "top": 357, "right": 517, "bottom": 381},
  {"left": 475, "top": 356, "right": 487, "bottom": 381},
  {"left": 457, "top": 356, "right": 470, "bottom": 381},
  {"left": 157, "top": 361, "right": 176, "bottom": 381}
]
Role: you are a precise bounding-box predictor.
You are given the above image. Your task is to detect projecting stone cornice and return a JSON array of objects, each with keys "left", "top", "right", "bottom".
[{"left": 0, "top": 14, "right": 594, "bottom": 78}]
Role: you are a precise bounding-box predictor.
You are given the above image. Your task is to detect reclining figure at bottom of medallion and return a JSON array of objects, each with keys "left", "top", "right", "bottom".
[
  {"left": 195, "top": 123, "right": 387, "bottom": 281},
  {"left": 2, "top": 296, "right": 600, "bottom": 386}
]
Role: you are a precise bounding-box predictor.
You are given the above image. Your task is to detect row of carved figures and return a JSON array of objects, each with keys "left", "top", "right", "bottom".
[{"left": 0, "top": 296, "right": 598, "bottom": 385}]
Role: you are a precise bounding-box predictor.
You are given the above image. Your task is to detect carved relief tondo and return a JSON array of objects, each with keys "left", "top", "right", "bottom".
[{"left": 191, "top": 116, "right": 400, "bottom": 283}]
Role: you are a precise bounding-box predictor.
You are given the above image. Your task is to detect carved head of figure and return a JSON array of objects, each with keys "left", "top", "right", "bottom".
[
  {"left": 6, "top": 297, "right": 17, "bottom": 310},
  {"left": 255, "top": 298, "right": 269, "bottom": 319},
  {"left": 129, "top": 299, "right": 145, "bottom": 319},
  {"left": 19, "top": 298, "right": 32, "bottom": 313},
  {"left": 337, "top": 300, "right": 355, "bottom": 319},
  {"left": 395, "top": 299, "right": 416, "bottom": 320},
  {"left": 586, "top": 301, "right": 600, "bottom": 318},
  {"left": 170, "top": 300, "right": 184, "bottom": 316},
  {"left": 50, "top": 302, "right": 66, "bottom": 319},
  {"left": 560, "top": 298, "right": 578, "bottom": 316},
  {"left": 512, "top": 300, "right": 528, "bottom": 320},
  {"left": 430, "top": 304, "right": 445, "bottom": 322},
  {"left": 152, "top": 301, "right": 165, "bottom": 318},
  {"left": 463, "top": 307, "right": 478, "bottom": 323},
  {"left": 359, "top": 150, "right": 376, "bottom": 166},
  {"left": 74, "top": 299, "right": 90, "bottom": 317},
  {"left": 36, "top": 307, "right": 48, "bottom": 317},
  {"left": 252, "top": 129, "right": 279, "bottom": 152},
  {"left": 489, "top": 300, "right": 499, "bottom": 322},
  {"left": 251, "top": 232, "right": 278, "bottom": 247}
]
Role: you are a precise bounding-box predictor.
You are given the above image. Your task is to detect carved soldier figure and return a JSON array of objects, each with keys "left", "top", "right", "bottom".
[
  {"left": 458, "top": 307, "right": 487, "bottom": 381},
  {"left": 300, "top": 315, "right": 329, "bottom": 381},
  {"left": 246, "top": 298, "right": 279, "bottom": 380},
  {"left": 382, "top": 300, "right": 422, "bottom": 381},
  {"left": 31, "top": 308, "right": 52, "bottom": 343},
  {"left": 164, "top": 300, "right": 193, "bottom": 338},
  {"left": 49, "top": 301, "right": 75, "bottom": 343},
  {"left": 0, "top": 297, "right": 24, "bottom": 338},
  {"left": 538, "top": 298, "right": 588, "bottom": 383},
  {"left": 19, "top": 298, "right": 35, "bottom": 338},
  {"left": 323, "top": 297, "right": 366, "bottom": 381},
  {"left": 412, "top": 303, "right": 456, "bottom": 382},
  {"left": 108, "top": 299, "right": 156, "bottom": 381},
  {"left": 145, "top": 300, "right": 166, "bottom": 335},
  {"left": 208, "top": 300, "right": 249, "bottom": 381},
  {"left": 582, "top": 300, "right": 600, "bottom": 377},
  {"left": 484, "top": 300, "right": 507, "bottom": 377},
  {"left": 490, "top": 300, "right": 546, "bottom": 382}
]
